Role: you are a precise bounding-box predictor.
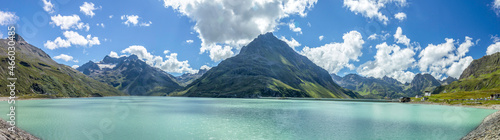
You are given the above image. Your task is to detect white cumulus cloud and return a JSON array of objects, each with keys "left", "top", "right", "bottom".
[
  {"left": 418, "top": 37, "right": 475, "bottom": 79},
  {"left": 0, "top": 11, "right": 19, "bottom": 26},
  {"left": 163, "top": 0, "right": 317, "bottom": 61},
  {"left": 80, "top": 2, "right": 101, "bottom": 18},
  {"left": 487, "top": 42, "right": 500, "bottom": 55},
  {"left": 121, "top": 45, "right": 197, "bottom": 74},
  {"left": 108, "top": 51, "right": 119, "bottom": 58},
  {"left": 394, "top": 12, "right": 406, "bottom": 21},
  {"left": 54, "top": 54, "right": 74, "bottom": 62},
  {"left": 200, "top": 65, "right": 211, "bottom": 70},
  {"left": 186, "top": 40, "right": 194, "bottom": 44},
  {"left": 288, "top": 20, "right": 302, "bottom": 34},
  {"left": 493, "top": 0, "right": 500, "bottom": 16},
  {"left": 393, "top": 27, "right": 410, "bottom": 46},
  {"left": 357, "top": 42, "right": 416, "bottom": 83},
  {"left": 72, "top": 65, "right": 79, "bottom": 69},
  {"left": 50, "top": 14, "right": 90, "bottom": 31},
  {"left": 319, "top": 35, "right": 324, "bottom": 41},
  {"left": 42, "top": 0, "right": 55, "bottom": 14},
  {"left": 301, "top": 30, "right": 364, "bottom": 74},
  {"left": 121, "top": 15, "right": 152, "bottom": 27},
  {"left": 44, "top": 31, "right": 100, "bottom": 50},
  {"left": 280, "top": 36, "right": 301, "bottom": 51},
  {"left": 343, "top": 0, "right": 407, "bottom": 25}
]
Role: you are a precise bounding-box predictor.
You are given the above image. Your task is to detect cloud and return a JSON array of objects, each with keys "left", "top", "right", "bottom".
[
  {"left": 393, "top": 27, "right": 410, "bottom": 46},
  {"left": 487, "top": 42, "right": 500, "bottom": 55},
  {"left": 319, "top": 35, "right": 324, "bottom": 41},
  {"left": 163, "top": 0, "right": 317, "bottom": 61},
  {"left": 418, "top": 37, "right": 475, "bottom": 79},
  {"left": 72, "top": 65, "right": 79, "bottom": 69},
  {"left": 357, "top": 42, "right": 416, "bottom": 83},
  {"left": 0, "top": 11, "right": 19, "bottom": 26},
  {"left": 97, "top": 23, "right": 104, "bottom": 28},
  {"left": 493, "top": 0, "right": 500, "bottom": 16},
  {"left": 109, "top": 15, "right": 113, "bottom": 18},
  {"left": 139, "top": 21, "right": 152, "bottom": 27},
  {"left": 394, "top": 12, "right": 406, "bottom": 21},
  {"left": 368, "top": 33, "right": 390, "bottom": 40},
  {"left": 280, "top": 36, "right": 301, "bottom": 51},
  {"left": 200, "top": 44, "right": 235, "bottom": 62},
  {"left": 186, "top": 40, "right": 194, "bottom": 44},
  {"left": 120, "top": 45, "right": 197, "bottom": 73},
  {"left": 80, "top": 2, "right": 101, "bottom": 18},
  {"left": 54, "top": 54, "right": 75, "bottom": 62},
  {"left": 50, "top": 14, "right": 90, "bottom": 31},
  {"left": 288, "top": 20, "right": 302, "bottom": 34},
  {"left": 42, "top": 0, "right": 55, "bottom": 14},
  {"left": 301, "top": 30, "right": 364, "bottom": 74},
  {"left": 447, "top": 56, "right": 473, "bottom": 79},
  {"left": 121, "top": 15, "right": 152, "bottom": 27},
  {"left": 44, "top": 31, "right": 100, "bottom": 50},
  {"left": 200, "top": 65, "right": 211, "bottom": 70},
  {"left": 108, "top": 51, "right": 120, "bottom": 58},
  {"left": 343, "top": 0, "right": 407, "bottom": 25}
]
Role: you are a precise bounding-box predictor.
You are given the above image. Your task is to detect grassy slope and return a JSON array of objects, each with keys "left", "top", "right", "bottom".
[{"left": 0, "top": 57, "right": 125, "bottom": 98}]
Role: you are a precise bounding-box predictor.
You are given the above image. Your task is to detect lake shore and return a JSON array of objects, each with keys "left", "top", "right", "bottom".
[
  {"left": 408, "top": 101, "right": 500, "bottom": 140},
  {"left": 0, "top": 119, "right": 39, "bottom": 140}
]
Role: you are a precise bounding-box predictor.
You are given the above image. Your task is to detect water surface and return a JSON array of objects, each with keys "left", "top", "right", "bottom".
[{"left": 0, "top": 97, "right": 496, "bottom": 140}]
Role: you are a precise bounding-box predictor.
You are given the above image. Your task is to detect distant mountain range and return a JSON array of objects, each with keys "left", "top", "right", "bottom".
[
  {"left": 3, "top": 34, "right": 495, "bottom": 100},
  {"left": 172, "top": 33, "right": 359, "bottom": 98},
  {"left": 0, "top": 35, "right": 124, "bottom": 97},
  {"left": 332, "top": 73, "right": 455, "bottom": 98},
  {"left": 77, "top": 55, "right": 182, "bottom": 96}
]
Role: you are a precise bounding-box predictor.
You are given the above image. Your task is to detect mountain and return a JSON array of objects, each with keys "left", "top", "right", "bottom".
[
  {"left": 440, "top": 77, "right": 457, "bottom": 85},
  {"left": 331, "top": 74, "right": 405, "bottom": 99},
  {"left": 175, "top": 68, "right": 208, "bottom": 86},
  {"left": 0, "top": 34, "right": 125, "bottom": 97},
  {"left": 409, "top": 73, "right": 441, "bottom": 91},
  {"left": 172, "top": 33, "right": 359, "bottom": 98},
  {"left": 77, "top": 55, "right": 182, "bottom": 96},
  {"left": 332, "top": 73, "right": 447, "bottom": 98},
  {"left": 435, "top": 52, "right": 500, "bottom": 94}
]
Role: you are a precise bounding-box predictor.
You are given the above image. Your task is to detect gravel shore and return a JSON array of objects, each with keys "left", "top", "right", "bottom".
[
  {"left": 0, "top": 119, "right": 39, "bottom": 140},
  {"left": 462, "top": 110, "right": 500, "bottom": 140}
]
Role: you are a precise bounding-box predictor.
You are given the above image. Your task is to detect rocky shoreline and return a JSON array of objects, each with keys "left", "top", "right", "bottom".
[
  {"left": 462, "top": 110, "right": 500, "bottom": 140},
  {"left": 0, "top": 119, "right": 39, "bottom": 140},
  {"left": 408, "top": 102, "right": 500, "bottom": 140}
]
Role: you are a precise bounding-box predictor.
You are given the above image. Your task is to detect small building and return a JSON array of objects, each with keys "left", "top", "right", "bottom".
[
  {"left": 415, "top": 95, "right": 422, "bottom": 98},
  {"left": 491, "top": 94, "right": 500, "bottom": 99},
  {"left": 421, "top": 97, "right": 428, "bottom": 101},
  {"left": 424, "top": 91, "right": 432, "bottom": 96}
]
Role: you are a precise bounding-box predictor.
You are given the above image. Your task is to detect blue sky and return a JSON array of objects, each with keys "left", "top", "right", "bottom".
[{"left": 1, "top": 0, "right": 500, "bottom": 83}]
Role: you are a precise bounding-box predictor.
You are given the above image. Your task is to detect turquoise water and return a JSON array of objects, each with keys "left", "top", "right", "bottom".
[{"left": 0, "top": 97, "right": 496, "bottom": 140}]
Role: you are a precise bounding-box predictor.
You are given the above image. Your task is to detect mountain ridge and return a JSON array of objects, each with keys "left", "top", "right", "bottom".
[{"left": 173, "top": 33, "right": 359, "bottom": 98}]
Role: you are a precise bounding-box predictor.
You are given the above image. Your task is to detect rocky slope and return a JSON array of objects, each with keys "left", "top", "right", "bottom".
[
  {"left": 0, "top": 34, "right": 125, "bottom": 97},
  {"left": 173, "top": 33, "right": 359, "bottom": 98},
  {"left": 77, "top": 55, "right": 182, "bottom": 96}
]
